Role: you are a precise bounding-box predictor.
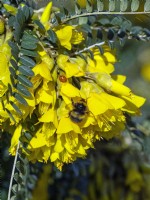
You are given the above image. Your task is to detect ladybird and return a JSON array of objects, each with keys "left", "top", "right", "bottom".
[{"left": 59, "top": 75, "right": 67, "bottom": 83}]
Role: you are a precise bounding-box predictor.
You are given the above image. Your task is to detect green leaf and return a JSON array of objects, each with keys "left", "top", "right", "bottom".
[
  {"left": 97, "top": 0, "right": 104, "bottom": 11},
  {"left": 86, "top": 32, "right": 93, "bottom": 46},
  {"left": 80, "top": 24, "right": 92, "bottom": 33},
  {"left": 16, "top": 161, "right": 26, "bottom": 174},
  {"left": 111, "top": 17, "right": 123, "bottom": 26},
  {"left": 5, "top": 108, "right": 16, "bottom": 123},
  {"left": 108, "top": 40, "right": 115, "bottom": 49},
  {"left": 10, "top": 196, "right": 17, "bottom": 200},
  {"left": 10, "top": 101, "right": 22, "bottom": 115},
  {"left": 21, "top": 41, "right": 37, "bottom": 50},
  {"left": 10, "top": 76, "right": 16, "bottom": 87},
  {"left": 18, "top": 74, "right": 33, "bottom": 88},
  {"left": 72, "top": 76, "right": 81, "bottom": 90},
  {"left": 9, "top": 41, "right": 19, "bottom": 54},
  {"left": 79, "top": 17, "right": 88, "bottom": 25},
  {"left": 10, "top": 59, "right": 18, "bottom": 70},
  {"left": 14, "top": 173, "right": 23, "bottom": 184},
  {"left": 130, "top": 26, "right": 143, "bottom": 35},
  {"left": 28, "top": 7, "right": 34, "bottom": 18},
  {"left": 10, "top": 76, "right": 15, "bottom": 87},
  {"left": 17, "top": 9, "right": 25, "bottom": 26},
  {"left": 24, "top": 132, "right": 33, "bottom": 141},
  {"left": 63, "top": 8, "right": 69, "bottom": 16},
  {"left": 13, "top": 92, "right": 28, "bottom": 106},
  {"left": 22, "top": 32, "right": 39, "bottom": 43},
  {"left": 20, "top": 49, "right": 38, "bottom": 57},
  {"left": 9, "top": 67, "right": 16, "bottom": 77},
  {"left": 131, "top": 0, "right": 140, "bottom": 11},
  {"left": 99, "top": 18, "right": 110, "bottom": 25},
  {"left": 53, "top": 14, "right": 61, "bottom": 24},
  {"left": 22, "top": 5, "right": 30, "bottom": 20},
  {"left": 9, "top": 41, "right": 19, "bottom": 61},
  {"left": 121, "top": 20, "right": 132, "bottom": 30},
  {"left": 75, "top": 3, "right": 82, "bottom": 15},
  {"left": 47, "top": 29, "right": 57, "bottom": 43},
  {"left": 118, "top": 29, "right": 126, "bottom": 39},
  {"left": 18, "top": 65, "right": 34, "bottom": 77},
  {"left": 78, "top": 53, "right": 87, "bottom": 63},
  {"left": 144, "top": 0, "right": 150, "bottom": 11},
  {"left": 13, "top": 173, "right": 19, "bottom": 182},
  {"left": 119, "top": 38, "right": 126, "bottom": 46},
  {"left": 16, "top": 83, "right": 32, "bottom": 97},
  {"left": 87, "top": 49, "right": 94, "bottom": 59},
  {"left": 8, "top": 16, "right": 15, "bottom": 27},
  {"left": 8, "top": 83, "right": 13, "bottom": 95},
  {"left": 97, "top": 29, "right": 103, "bottom": 40},
  {"left": 107, "top": 29, "right": 115, "bottom": 40},
  {"left": 11, "top": 50, "right": 19, "bottom": 62},
  {"left": 109, "top": 0, "right": 116, "bottom": 11},
  {"left": 96, "top": 45, "right": 104, "bottom": 55},
  {"left": 14, "top": 21, "right": 22, "bottom": 42},
  {"left": 21, "top": 145, "right": 31, "bottom": 154},
  {"left": 12, "top": 184, "right": 18, "bottom": 193},
  {"left": 0, "top": 99, "right": 5, "bottom": 110},
  {"left": 86, "top": 0, "right": 93, "bottom": 12},
  {"left": 34, "top": 20, "right": 45, "bottom": 31},
  {"left": 120, "top": 0, "right": 128, "bottom": 12},
  {"left": 19, "top": 56, "right": 36, "bottom": 68}
]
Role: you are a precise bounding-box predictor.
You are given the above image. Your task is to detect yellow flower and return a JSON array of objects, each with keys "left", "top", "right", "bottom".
[
  {"left": 87, "top": 48, "right": 116, "bottom": 74},
  {"left": 54, "top": 25, "right": 84, "bottom": 50},
  {"left": 57, "top": 54, "right": 86, "bottom": 78},
  {"left": 71, "top": 29, "right": 84, "bottom": 45},
  {"left": 0, "top": 40, "right": 11, "bottom": 97},
  {"left": 55, "top": 25, "right": 74, "bottom": 50},
  {"left": 40, "top": 2, "right": 53, "bottom": 30},
  {"left": 77, "top": 0, "right": 96, "bottom": 8},
  {"left": 9, "top": 124, "right": 22, "bottom": 155}
]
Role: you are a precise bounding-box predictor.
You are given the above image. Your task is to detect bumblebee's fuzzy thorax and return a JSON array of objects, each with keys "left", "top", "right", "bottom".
[{"left": 69, "top": 99, "right": 87, "bottom": 123}]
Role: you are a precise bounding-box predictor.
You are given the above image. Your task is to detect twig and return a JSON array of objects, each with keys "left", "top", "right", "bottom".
[
  {"left": 7, "top": 142, "right": 20, "bottom": 200},
  {"left": 74, "top": 41, "right": 105, "bottom": 55},
  {"left": 62, "top": 11, "right": 150, "bottom": 23}
]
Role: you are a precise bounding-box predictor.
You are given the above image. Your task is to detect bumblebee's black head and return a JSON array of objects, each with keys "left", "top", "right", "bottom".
[{"left": 73, "top": 100, "right": 87, "bottom": 113}]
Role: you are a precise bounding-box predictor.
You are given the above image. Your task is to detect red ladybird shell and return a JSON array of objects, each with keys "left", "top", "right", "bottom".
[{"left": 59, "top": 75, "right": 67, "bottom": 82}]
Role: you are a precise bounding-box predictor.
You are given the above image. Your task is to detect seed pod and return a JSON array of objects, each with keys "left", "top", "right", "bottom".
[{"left": 0, "top": 17, "right": 5, "bottom": 35}]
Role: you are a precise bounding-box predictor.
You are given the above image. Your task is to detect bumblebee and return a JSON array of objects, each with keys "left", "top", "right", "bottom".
[{"left": 69, "top": 99, "right": 87, "bottom": 123}]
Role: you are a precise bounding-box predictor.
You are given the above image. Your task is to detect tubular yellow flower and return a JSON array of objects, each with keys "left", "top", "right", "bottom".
[
  {"left": 55, "top": 25, "right": 74, "bottom": 50},
  {"left": 70, "top": 29, "right": 84, "bottom": 45},
  {"left": 40, "top": 2, "right": 52, "bottom": 25},
  {"left": 57, "top": 54, "right": 86, "bottom": 78},
  {"left": 0, "top": 37, "right": 12, "bottom": 96},
  {"left": 9, "top": 124, "right": 22, "bottom": 155},
  {"left": 54, "top": 25, "right": 84, "bottom": 50}
]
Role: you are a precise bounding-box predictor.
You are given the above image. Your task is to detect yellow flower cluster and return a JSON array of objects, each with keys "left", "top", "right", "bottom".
[{"left": 0, "top": 2, "right": 145, "bottom": 170}]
